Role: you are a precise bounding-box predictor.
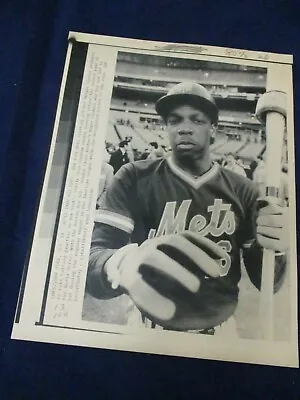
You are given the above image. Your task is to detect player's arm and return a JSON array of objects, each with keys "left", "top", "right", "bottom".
[
  {"left": 241, "top": 185, "right": 288, "bottom": 292},
  {"left": 87, "top": 164, "right": 136, "bottom": 299}
]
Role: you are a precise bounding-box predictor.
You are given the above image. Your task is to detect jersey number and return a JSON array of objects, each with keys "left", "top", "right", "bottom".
[{"left": 216, "top": 240, "right": 232, "bottom": 277}]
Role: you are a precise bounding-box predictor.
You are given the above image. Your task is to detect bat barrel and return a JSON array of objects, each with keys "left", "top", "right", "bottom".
[{"left": 264, "top": 112, "right": 286, "bottom": 191}]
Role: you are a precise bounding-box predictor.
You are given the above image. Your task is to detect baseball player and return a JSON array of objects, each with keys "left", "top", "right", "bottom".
[{"left": 87, "top": 82, "right": 288, "bottom": 335}]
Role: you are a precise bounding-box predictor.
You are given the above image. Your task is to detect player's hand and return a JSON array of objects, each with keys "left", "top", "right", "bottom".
[
  {"left": 104, "top": 232, "right": 235, "bottom": 330},
  {"left": 256, "top": 196, "right": 288, "bottom": 252}
]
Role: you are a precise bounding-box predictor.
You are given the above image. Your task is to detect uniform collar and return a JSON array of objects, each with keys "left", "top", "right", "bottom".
[{"left": 166, "top": 156, "right": 219, "bottom": 189}]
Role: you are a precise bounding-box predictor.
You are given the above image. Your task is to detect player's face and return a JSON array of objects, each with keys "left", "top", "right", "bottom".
[{"left": 166, "top": 105, "right": 214, "bottom": 159}]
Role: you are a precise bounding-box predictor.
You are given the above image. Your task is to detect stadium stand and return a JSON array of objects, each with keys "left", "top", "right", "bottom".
[
  {"left": 106, "top": 122, "right": 120, "bottom": 143},
  {"left": 237, "top": 142, "right": 265, "bottom": 160},
  {"left": 114, "top": 124, "right": 148, "bottom": 150},
  {"left": 115, "top": 62, "right": 266, "bottom": 89},
  {"left": 110, "top": 101, "right": 260, "bottom": 127},
  {"left": 104, "top": 54, "right": 267, "bottom": 166},
  {"left": 210, "top": 135, "right": 228, "bottom": 152},
  {"left": 134, "top": 126, "right": 160, "bottom": 143},
  {"left": 115, "top": 124, "right": 133, "bottom": 139},
  {"left": 213, "top": 136, "right": 246, "bottom": 155}
]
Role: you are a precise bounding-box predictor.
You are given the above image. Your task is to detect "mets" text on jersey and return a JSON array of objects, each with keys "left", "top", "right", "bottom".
[{"left": 148, "top": 199, "right": 236, "bottom": 276}]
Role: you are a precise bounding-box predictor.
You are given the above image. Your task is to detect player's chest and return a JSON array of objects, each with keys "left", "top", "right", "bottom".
[{"left": 138, "top": 179, "right": 243, "bottom": 239}]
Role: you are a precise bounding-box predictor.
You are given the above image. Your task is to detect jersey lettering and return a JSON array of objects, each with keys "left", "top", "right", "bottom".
[
  {"left": 154, "top": 199, "right": 192, "bottom": 237},
  {"left": 148, "top": 199, "right": 236, "bottom": 276}
]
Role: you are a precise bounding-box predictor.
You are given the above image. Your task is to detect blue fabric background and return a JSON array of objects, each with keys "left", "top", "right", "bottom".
[{"left": 0, "top": 1, "right": 299, "bottom": 398}]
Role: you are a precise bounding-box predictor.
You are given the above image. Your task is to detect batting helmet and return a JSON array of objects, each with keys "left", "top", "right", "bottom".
[{"left": 155, "top": 82, "right": 218, "bottom": 124}]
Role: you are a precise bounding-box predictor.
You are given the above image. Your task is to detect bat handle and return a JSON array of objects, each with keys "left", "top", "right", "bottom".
[
  {"left": 259, "top": 248, "right": 276, "bottom": 340},
  {"left": 258, "top": 111, "right": 285, "bottom": 341}
]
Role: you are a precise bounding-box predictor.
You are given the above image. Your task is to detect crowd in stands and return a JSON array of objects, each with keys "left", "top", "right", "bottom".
[
  {"left": 115, "top": 115, "right": 165, "bottom": 132},
  {"left": 115, "top": 117, "right": 134, "bottom": 128},
  {"left": 218, "top": 153, "right": 289, "bottom": 205},
  {"left": 96, "top": 138, "right": 168, "bottom": 208},
  {"left": 106, "top": 137, "right": 170, "bottom": 167},
  {"left": 96, "top": 139, "right": 289, "bottom": 210}
]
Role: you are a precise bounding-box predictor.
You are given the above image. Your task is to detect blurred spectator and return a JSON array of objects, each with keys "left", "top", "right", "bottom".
[
  {"left": 140, "top": 148, "right": 150, "bottom": 160},
  {"left": 106, "top": 143, "right": 116, "bottom": 155},
  {"left": 252, "top": 155, "right": 265, "bottom": 194},
  {"left": 247, "top": 159, "right": 258, "bottom": 180},
  {"left": 220, "top": 157, "right": 227, "bottom": 167},
  {"left": 96, "top": 149, "right": 114, "bottom": 209},
  {"left": 96, "top": 163, "right": 114, "bottom": 208},
  {"left": 161, "top": 145, "right": 168, "bottom": 153},
  {"left": 109, "top": 140, "right": 130, "bottom": 173},
  {"left": 147, "top": 141, "right": 165, "bottom": 160},
  {"left": 224, "top": 153, "right": 247, "bottom": 177},
  {"left": 125, "top": 137, "right": 135, "bottom": 162},
  {"left": 102, "top": 147, "right": 111, "bottom": 163},
  {"left": 235, "top": 156, "right": 246, "bottom": 169},
  {"left": 133, "top": 148, "right": 141, "bottom": 161}
]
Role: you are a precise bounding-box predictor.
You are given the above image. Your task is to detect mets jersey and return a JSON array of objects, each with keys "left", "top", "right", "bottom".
[{"left": 90, "top": 157, "right": 259, "bottom": 327}]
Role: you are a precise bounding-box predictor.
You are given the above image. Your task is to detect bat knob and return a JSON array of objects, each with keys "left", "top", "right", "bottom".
[{"left": 255, "top": 90, "right": 287, "bottom": 124}]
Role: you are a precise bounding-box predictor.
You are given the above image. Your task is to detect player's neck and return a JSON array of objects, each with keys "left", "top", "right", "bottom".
[{"left": 172, "top": 153, "right": 212, "bottom": 177}]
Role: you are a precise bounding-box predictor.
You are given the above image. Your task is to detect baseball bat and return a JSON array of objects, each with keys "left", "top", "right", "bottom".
[{"left": 256, "top": 66, "right": 287, "bottom": 340}]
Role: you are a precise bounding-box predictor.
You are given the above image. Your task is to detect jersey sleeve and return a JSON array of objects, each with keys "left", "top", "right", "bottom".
[
  {"left": 239, "top": 180, "right": 260, "bottom": 249},
  {"left": 95, "top": 163, "right": 136, "bottom": 234},
  {"left": 88, "top": 163, "right": 137, "bottom": 299}
]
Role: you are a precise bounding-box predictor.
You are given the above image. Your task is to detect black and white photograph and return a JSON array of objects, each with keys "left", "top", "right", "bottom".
[
  {"left": 12, "top": 33, "right": 297, "bottom": 368},
  {"left": 84, "top": 51, "right": 290, "bottom": 340}
]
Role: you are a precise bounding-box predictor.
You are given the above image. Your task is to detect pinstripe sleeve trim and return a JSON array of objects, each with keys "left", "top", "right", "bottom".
[{"left": 94, "top": 210, "right": 134, "bottom": 233}]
